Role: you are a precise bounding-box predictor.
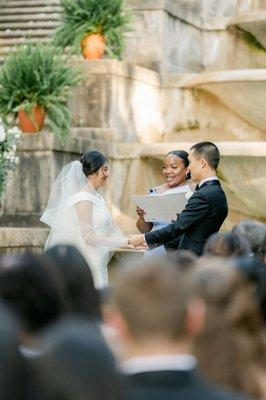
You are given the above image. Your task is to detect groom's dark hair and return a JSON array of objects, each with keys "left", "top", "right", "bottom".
[
  {"left": 190, "top": 141, "right": 220, "bottom": 170},
  {"left": 81, "top": 150, "right": 107, "bottom": 176}
]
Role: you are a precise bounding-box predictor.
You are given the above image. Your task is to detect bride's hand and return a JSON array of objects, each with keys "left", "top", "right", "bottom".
[{"left": 121, "top": 243, "right": 147, "bottom": 250}]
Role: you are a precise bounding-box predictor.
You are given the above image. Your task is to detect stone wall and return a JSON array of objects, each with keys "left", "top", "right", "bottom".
[
  {"left": 1, "top": 60, "right": 265, "bottom": 235},
  {"left": 124, "top": 0, "right": 266, "bottom": 73},
  {"left": 69, "top": 60, "right": 163, "bottom": 142}
]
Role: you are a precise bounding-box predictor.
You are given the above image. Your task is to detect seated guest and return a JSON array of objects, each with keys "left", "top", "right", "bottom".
[
  {"left": 0, "top": 253, "right": 65, "bottom": 355},
  {"left": 136, "top": 150, "right": 194, "bottom": 256},
  {"left": 109, "top": 258, "right": 249, "bottom": 400},
  {"left": 203, "top": 232, "right": 251, "bottom": 257},
  {"left": 167, "top": 249, "right": 197, "bottom": 271},
  {"left": 232, "top": 220, "right": 266, "bottom": 260},
  {"left": 35, "top": 319, "right": 125, "bottom": 400},
  {"left": 193, "top": 257, "right": 266, "bottom": 399},
  {"left": 46, "top": 245, "right": 126, "bottom": 358},
  {"left": 235, "top": 256, "right": 266, "bottom": 325},
  {"left": 262, "top": 231, "right": 266, "bottom": 264},
  {"left": 45, "top": 245, "right": 102, "bottom": 321},
  {"left": 0, "top": 303, "right": 30, "bottom": 399}
]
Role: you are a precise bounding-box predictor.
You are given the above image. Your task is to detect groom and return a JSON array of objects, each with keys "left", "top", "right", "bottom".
[{"left": 129, "top": 141, "right": 228, "bottom": 255}]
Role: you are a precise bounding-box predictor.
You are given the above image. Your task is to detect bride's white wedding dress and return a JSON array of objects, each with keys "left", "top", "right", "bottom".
[{"left": 41, "top": 161, "right": 125, "bottom": 288}]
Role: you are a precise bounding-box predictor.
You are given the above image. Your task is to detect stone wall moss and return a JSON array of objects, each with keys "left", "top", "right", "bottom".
[{"left": 229, "top": 26, "right": 265, "bottom": 52}]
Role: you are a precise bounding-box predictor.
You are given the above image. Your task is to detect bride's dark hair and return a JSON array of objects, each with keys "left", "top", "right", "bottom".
[{"left": 80, "top": 150, "right": 107, "bottom": 176}]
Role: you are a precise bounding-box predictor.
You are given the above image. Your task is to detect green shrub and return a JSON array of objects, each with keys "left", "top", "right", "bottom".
[{"left": 0, "top": 44, "right": 81, "bottom": 140}]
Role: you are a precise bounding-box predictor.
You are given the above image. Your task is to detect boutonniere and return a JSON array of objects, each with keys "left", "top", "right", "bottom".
[{"left": 185, "top": 190, "right": 194, "bottom": 200}]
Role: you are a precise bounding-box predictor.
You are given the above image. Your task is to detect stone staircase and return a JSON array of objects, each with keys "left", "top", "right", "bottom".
[{"left": 0, "top": 0, "right": 61, "bottom": 63}]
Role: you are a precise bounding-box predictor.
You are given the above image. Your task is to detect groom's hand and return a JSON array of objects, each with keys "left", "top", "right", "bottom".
[{"left": 128, "top": 234, "right": 147, "bottom": 248}]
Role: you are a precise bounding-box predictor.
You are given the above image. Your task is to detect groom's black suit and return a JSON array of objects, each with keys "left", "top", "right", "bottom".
[{"left": 145, "top": 180, "right": 228, "bottom": 256}]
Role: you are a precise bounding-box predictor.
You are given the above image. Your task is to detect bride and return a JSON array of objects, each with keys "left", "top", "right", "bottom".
[{"left": 40, "top": 150, "right": 127, "bottom": 288}]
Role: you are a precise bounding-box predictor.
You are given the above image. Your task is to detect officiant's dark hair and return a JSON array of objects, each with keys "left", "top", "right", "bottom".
[
  {"left": 166, "top": 150, "right": 189, "bottom": 167},
  {"left": 80, "top": 151, "right": 107, "bottom": 176},
  {"left": 165, "top": 150, "right": 190, "bottom": 179},
  {"left": 190, "top": 141, "right": 220, "bottom": 170}
]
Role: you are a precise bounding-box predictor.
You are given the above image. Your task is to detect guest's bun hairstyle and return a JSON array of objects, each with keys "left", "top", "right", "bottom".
[
  {"left": 80, "top": 150, "right": 107, "bottom": 176},
  {"left": 190, "top": 141, "right": 220, "bottom": 170},
  {"left": 166, "top": 150, "right": 190, "bottom": 179}
]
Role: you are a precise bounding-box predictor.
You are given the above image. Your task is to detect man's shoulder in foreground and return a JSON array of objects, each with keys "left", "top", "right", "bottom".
[{"left": 126, "top": 369, "right": 250, "bottom": 400}]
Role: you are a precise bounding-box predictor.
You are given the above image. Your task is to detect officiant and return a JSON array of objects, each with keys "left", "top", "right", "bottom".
[{"left": 135, "top": 150, "right": 195, "bottom": 256}]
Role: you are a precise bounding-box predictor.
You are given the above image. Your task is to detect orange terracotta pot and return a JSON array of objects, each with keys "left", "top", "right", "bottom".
[
  {"left": 81, "top": 33, "right": 105, "bottom": 59},
  {"left": 18, "top": 105, "right": 45, "bottom": 133}
]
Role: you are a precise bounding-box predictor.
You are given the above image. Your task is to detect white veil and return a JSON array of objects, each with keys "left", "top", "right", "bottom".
[{"left": 40, "top": 160, "right": 126, "bottom": 251}]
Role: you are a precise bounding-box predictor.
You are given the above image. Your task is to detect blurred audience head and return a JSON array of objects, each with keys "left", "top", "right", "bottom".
[
  {"left": 111, "top": 258, "right": 204, "bottom": 349},
  {"left": 193, "top": 256, "right": 266, "bottom": 399},
  {"left": 45, "top": 245, "right": 102, "bottom": 321},
  {"left": 234, "top": 256, "right": 266, "bottom": 324},
  {"left": 36, "top": 319, "right": 125, "bottom": 400},
  {"left": 167, "top": 250, "right": 197, "bottom": 272},
  {"left": 0, "top": 303, "right": 29, "bottom": 399},
  {"left": 262, "top": 231, "right": 266, "bottom": 264},
  {"left": 0, "top": 252, "right": 64, "bottom": 339},
  {"left": 203, "top": 231, "right": 251, "bottom": 257},
  {"left": 232, "top": 220, "right": 266, "bottom": 260}
]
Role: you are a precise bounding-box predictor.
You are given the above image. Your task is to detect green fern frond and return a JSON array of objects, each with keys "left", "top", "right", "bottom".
[
  {"left": 0, "top": 44, "right": 82, "bottom": 140},
  {"left": 53, "top": 0, "right": 132, "bottom": 59}
]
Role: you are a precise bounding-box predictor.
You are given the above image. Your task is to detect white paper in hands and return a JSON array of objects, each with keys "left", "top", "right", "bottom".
[{"left": 133, "top": 192, "right": 188, "bottom": 222}]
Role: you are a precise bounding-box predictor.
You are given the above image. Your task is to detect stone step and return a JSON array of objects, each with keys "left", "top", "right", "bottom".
[
  {"left": 0, "top": 6, "right": 62, "bottom": 15},
  {"left": 0, "top": 36, "right": 50, "bottom": 46},
  {"left": 0, "top": 29, "right": 52, "bottom": 38},
  {"left": 0, "top": 20, "right": 59, "bottom": 29},
  {"left": 0, "top": 45, "right": 18, "bottom": 54},
  {"left": 5, "top": 0, "right": 60, "bottom": 7},
  {"left": 0, "top": 13, "right": 60, "bottom": 22},
  {"left": 0, "top": 227, "right": 49, "bottom": 253}
]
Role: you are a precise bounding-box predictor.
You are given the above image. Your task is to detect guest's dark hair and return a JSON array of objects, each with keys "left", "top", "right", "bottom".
[
  {"left": 166, "top": 150, "right": 189, "bottom": 167},
  {"left": 80, "top": 150, "right": 107, "bottom": 176},
  {"left": 234, "top": 256, "right": 266, "bottom": 324},
  {"left": 45, "top": 245, "right": 102, "bottom": 321},
  {"left": 262, "top": 232, "right": 266, "bottom": 263},
  {"left": 203, "top": 232, "right": 251, "bottom": 257},
  {"left": 167, "top": 250, "right": 197, "bottom": 272},
  {"left": 193, "top": 257, "right": 266, "bottom": 399},
  {"left": 232, "top": 220, "right": 266, "bottom": 258},
  {"left": 190, "top": 141, "right": 220, "bottom": 170},
  {"left": 37, "top": 319, "right": 125, "bottom": 400},
  {"left": 0, "top": 253, "right": 64, "bottom": 334},
  {"left": 0, "top": 303, "right": 29, "bottom": 400}
]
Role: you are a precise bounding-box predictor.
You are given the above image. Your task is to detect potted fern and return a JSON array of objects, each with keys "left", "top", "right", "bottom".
[
  {"left": 0, "top": 44, "right": 81, "bottom": 140},
  {"left": 53, "top": 0, "right": 131, "bottom": 60}
]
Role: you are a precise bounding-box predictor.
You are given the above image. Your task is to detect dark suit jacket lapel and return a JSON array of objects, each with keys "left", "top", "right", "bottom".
[
  {"left": 128, "top": 369, "right": 202, "bottom": 389},
  {"left": 199, "top": 180, "right": 221, "bottom": 190}
]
